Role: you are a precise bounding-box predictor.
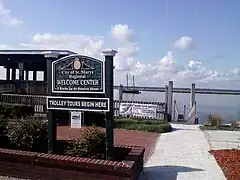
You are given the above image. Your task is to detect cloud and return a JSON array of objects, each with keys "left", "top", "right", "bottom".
[
  {"left": 0, "top": 24, "right": 238, "bottom": 89},
  {"left": 174, "top": 36, "right": 194, "bottom": 51},
  {"left": 20, "top": 33, "right": 105, "bottom": 59},
  {"left": 0, "top": 0, "right": 23, "bottom": 26},
  {"left": 0, "top": 44, "right": 11, "bottom": 49},
  {"left": 111, "top": 24, "right": 133, "bottom": 43}
]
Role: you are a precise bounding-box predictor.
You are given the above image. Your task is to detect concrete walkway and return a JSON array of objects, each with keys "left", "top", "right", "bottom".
[
  {"left": 139, "top": 124, "right": 226, "bottom": 180},
  {"left": 204, "top": 130, "right": 240, "bottom": 150}
]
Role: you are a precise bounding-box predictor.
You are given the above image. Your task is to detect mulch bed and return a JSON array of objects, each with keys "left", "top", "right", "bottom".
[
  {"left": 57, "top": 126, "right": 160, "bottom": 163},
  {"left": 210, "top": 150, "right": 240, "bottom": 180}
]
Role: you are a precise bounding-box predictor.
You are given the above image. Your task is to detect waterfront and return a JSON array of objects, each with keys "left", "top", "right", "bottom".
[{"left": 114, "top": 90, "right": 240, "bottom": 124}]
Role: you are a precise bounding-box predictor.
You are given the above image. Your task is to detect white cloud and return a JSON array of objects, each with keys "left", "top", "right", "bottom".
[
  {"left": 0, "top": 0, "right": 23, "bottom": 26},
  {"left": 20, "top": 33, "right": 105, "bottom": 59},
  {"left": 174, "top": 36, "right": 194, "bottom": 51},
  {"left": 0, "top": 44, "right": 11, "bottom": 49},
  {"left": 111, "top": 24, "right": 133, "bottom": 43},
  {"left": 0, "top": 24, "right": 239, "bottom": 89}
]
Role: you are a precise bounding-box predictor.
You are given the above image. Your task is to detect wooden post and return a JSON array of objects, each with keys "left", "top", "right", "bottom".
[
  {"left": 119, "top": 84, "right": 123, "bottom": 101},
  {"left": 44, "top": 68, "right": 47, "bottom": 81},
  {"left": 33, "top": 70, "right": 37, "bottom": 81},
  {"left": 44, "top": 51, "right": 60, "bottom": 154},
  {"left": 173, "top": 100, "right": 176, "bottom": 122},
  {"left": 164, "top": 85, "right": 168, "bottom": 121},
  {"left": 25, "top": 70, "right": 29, "bottom": 80},
  {"left": 168, "top": 81, "right": 173, "bottom": 122},
  {"left": 12, "top": 68, "right": 16, "bottom": 80},
  {"left": 183, "top": 105, "right": 186, "bottom": 120},
  {"left": 6, "top": 67, "right": 10, "bottom": 80},
  {"left": 18, "top": 62, "right": 24, "bottom": 81},
  {"left": 190, "top": 83, "right": 196, "bottom": 108},
  {"left": 102, "top": 49, "right": 117, "bottom": 160}
]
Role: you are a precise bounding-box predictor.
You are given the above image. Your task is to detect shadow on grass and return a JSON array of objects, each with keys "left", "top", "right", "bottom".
[{"left": 139, "top": 165, "right": 204, "bottom": 180}]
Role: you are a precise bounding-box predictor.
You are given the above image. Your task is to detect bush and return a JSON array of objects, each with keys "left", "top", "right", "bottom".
[
  {"left": 114, "top": 119, "right": 171, "bottom": 133},
  {"left": 204, "top": 113, "right": 222, "bottom": 127},
  {"left": 231, "top": 120, "right": 240, "bottom": 128},
  {"left": 65, "top": 126, "right": 106, "bottom": 159},
  {"left": 0, "top": 103, "right": 34, "bottom": 118},
  {"left": 6, "top": 117, "right": 48, "bottom": 152},
  {"left": 0, "top": 117, "right": 7, "bottom": 134},
  {"left": 115, "top": 118, "right": 167, "bottom": 125}
]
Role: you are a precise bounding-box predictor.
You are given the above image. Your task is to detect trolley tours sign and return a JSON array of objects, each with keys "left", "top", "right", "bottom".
[
  {"left": 47, "top": 96, "right": 109, "bottom": 112},
  {"left": 52, "top": 55, "right": 104, "bottom": 93}
]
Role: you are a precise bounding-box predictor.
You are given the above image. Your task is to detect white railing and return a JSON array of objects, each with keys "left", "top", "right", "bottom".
[
  {"left": 173, "top": 100, "right": 179, "bottom": 122},
  {"left": 186, "top": 101, "right": 197, "bottom": 124},
  {"left": 173, "top": 100, "right": 197, "bottom": 124}
]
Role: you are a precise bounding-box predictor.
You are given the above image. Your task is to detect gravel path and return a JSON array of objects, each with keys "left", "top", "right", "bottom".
[{"left": 139, "top": 124, "right": 226, "bottom": 180}]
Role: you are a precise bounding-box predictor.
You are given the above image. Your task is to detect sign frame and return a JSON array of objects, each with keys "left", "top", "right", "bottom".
[
  {"left": 51, "top": 54, "right": 105, "bottom": 94},
  {"left": 46, "top": 96, "right": 110, "bottom": 112}
]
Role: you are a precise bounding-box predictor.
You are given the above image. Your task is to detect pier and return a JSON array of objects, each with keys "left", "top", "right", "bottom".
[{"left": 114, "top": 85, "right": 240, "bottom": 95}]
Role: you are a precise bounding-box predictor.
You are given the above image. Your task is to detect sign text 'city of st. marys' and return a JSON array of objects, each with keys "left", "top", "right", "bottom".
[{"left": 52, "top": 55, "right": 104, "bottom": 93}]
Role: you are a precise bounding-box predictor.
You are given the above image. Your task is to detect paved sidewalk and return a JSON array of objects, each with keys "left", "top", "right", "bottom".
[
  {"left": 204, "top": 130, "right": 240, "bottom": 150},
  {"left": 139, "top": 124, "right": 226, "bottom": 180}
]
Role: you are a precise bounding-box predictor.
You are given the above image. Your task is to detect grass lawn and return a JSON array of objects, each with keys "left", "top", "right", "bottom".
[
  {"left": 114, "top": 118, "right": 172, "bottom": 133},
  {"left": 200, "top": 125, "right": 240, "bottom": 131}
]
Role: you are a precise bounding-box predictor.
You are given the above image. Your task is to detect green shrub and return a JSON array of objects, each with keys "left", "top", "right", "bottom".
[
  {"left": 6, "top": 117, "right": 48, "bottom": 152},
  {"left": 0, "top": 117, "right": 7, "bottom": 134},
  {"left": 231, "top": 120, "right": 240, "bottom": 128},
  {"left": 65, "top": 126, "right": 106, "bottom": 159},
  {"left": 0, "top": 103, "right": 34, "bottom": 118},
  {"left": 204, "top": 113, "right": 222, "bottom": 127},
  {"left": 114, "top": 119, "right": 171, "bottom": 133},
  {"left": 115, "top": 118, "right": 167, "bottom": 125},
  {"left": 116, "top": 123, "right": 171, "bottom": 133}
]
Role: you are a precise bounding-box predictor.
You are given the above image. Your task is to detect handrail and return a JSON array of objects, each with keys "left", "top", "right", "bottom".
[
  {"left": 173, "top": 100, "right": 179, "bottom": 122},
  {"left": 186, "top": 101, "right": 197, "bottom": 124}
]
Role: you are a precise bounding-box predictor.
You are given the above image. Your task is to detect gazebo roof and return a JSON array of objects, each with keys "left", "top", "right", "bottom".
[
  {"left": 0, "top": 50, "right": 77, "bottom": 70},
  {"left": 0, "top": 50, "right": 76, "bottom": 55}
]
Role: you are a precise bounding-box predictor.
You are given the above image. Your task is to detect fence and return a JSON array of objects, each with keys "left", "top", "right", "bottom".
[{"left": 1, "top": 94, "right": 166, "bottom": 120}]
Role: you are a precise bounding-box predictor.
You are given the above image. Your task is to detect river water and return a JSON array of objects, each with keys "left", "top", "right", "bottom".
[{"left": 113, "top": 90, "right": 240, "bottom": 124}]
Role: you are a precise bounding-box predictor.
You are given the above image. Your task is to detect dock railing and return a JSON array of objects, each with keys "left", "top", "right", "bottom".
[
  {"left": 173, "top": 100, "right": 179, "bottom": 122},
  {"left": 172, "top": 100, "right": 197, "bottom": 124},
  {"left": 186, "top": 101, "right": 197, "bottom": 124}
]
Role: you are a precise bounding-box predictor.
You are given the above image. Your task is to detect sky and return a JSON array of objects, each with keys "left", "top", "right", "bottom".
[{"left": 0, "top": 0, "right": 240, "bottom": 89}]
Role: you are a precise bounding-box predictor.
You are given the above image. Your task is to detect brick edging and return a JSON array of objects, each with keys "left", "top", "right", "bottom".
[{"left": 0, "top": 144, "right": 144, "bottom": 170}]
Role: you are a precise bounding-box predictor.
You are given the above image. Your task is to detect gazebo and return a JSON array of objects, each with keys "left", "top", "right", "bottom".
[{"left": 0, "top": 50, "right": 76, "bottom": 94}]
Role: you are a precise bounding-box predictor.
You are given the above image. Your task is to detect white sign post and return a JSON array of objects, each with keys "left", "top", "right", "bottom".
[{"left": 70, "top": 111, "right": 82, "bottom": 128}]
